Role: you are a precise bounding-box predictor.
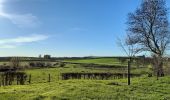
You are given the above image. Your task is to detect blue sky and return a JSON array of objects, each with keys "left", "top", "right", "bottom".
[{"left": 0, "top": 0, "right": 169, "bottom": 57}]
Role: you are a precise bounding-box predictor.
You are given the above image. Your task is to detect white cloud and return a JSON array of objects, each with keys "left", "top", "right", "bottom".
[
  {"left": 0, "top": 44, "right": 16, "bottom": 48},
  {"left": 0, "top": 0, "right": 40, "bottom": 28},
  {"left": 0, "top": 34, "right": 49, "bottom": 48}
]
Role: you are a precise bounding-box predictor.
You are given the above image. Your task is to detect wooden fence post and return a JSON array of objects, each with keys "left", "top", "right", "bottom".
[
  {"left": 17, "top": 75, "right": 19, "bottom": 85},
  {"left": 28, "top": 74, "right": 31, "bottom": 84},
  {"left": 2, "top": 75, "right": 4, "bottom": 86},
  {"left": 48, "top": 74, "right": 51, "bottom": 82},
  {"left": 128, "top": 61, "right": 131, "bottom": 85},
  {"left": 5, "top": 73, "right": 8, "bottom": 86}
]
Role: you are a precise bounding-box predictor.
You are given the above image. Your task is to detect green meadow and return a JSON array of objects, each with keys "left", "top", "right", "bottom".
[
  {"left": 0, "top": 57, "right": 169, "bottom": 100},
  {"left": 64, "top": 57, "right": 127, "bottom": 66},
  {"left": 0, "top": 75, "right": 170, "bottom": 100}
]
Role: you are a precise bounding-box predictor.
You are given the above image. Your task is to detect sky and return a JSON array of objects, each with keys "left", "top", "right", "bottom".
[{"left": 0, "top": 0, "right": 170, "bottom": 57}]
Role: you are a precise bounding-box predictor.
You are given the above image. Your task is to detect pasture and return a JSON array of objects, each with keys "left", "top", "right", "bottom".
[
  {"left": 0, "top": 57, "right": 169, "bottom": 100},
  {"left": 0, "top": 75, "right": 170, "bottom": 100},
  {"left": 64, "top": 57, "right": 127, "bottom": 66}
]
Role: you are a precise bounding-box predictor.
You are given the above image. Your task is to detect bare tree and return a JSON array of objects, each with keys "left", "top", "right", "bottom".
[
  {"left": 126, "top": 0, "right": 170, "bottom": 78},
  {"left": 117, "top": 38, "right": 140, "bottom": 85},
  {"left": 117, "top": 38, "right": 141, "bottom": 57}
]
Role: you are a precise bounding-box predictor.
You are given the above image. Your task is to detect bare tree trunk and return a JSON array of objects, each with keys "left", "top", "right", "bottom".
[
  {"left": 158, "top": 60, "right": 164, "bottom": 77},
  {"left": 153, "top": 55, "right": 164, "bottom": 80}
]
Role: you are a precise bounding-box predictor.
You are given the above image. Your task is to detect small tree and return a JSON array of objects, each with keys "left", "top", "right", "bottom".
[
  {"left": 117, "top": 38, "right": 140, "bottom": 85},
  {"left": 126, "top": 0, "right": 170, "bottom": 78}
]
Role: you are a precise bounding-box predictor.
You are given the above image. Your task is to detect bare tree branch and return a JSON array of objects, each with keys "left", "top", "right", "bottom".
[{"left": 126, "top": 0, "right": 169, "bottom": 77}]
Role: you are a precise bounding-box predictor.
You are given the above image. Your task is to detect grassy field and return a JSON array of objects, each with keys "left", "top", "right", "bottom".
[
  {"left": 0, "top": 57, "right": 169, "bottom": 100},
  {"left": 24, "top": 64, "right": 149, "bottom": 84},
  {"left": 64, "top": 58, "right": 127, "bottom": 66},
  {"left": 0, "top": 75, "right": 170, "bottom": 100}
]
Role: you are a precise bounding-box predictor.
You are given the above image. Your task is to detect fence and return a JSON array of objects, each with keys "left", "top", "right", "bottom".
[
  {"left": 61, "top": 72, "right": 141, "bottom": 80},
  {"left": 0, "top": 71, "right": 142, "bottom": 86}
]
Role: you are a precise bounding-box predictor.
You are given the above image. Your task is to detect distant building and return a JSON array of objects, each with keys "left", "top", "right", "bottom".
[{"left": 44, "top": 55, "right": 51, "bottom": 59}]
